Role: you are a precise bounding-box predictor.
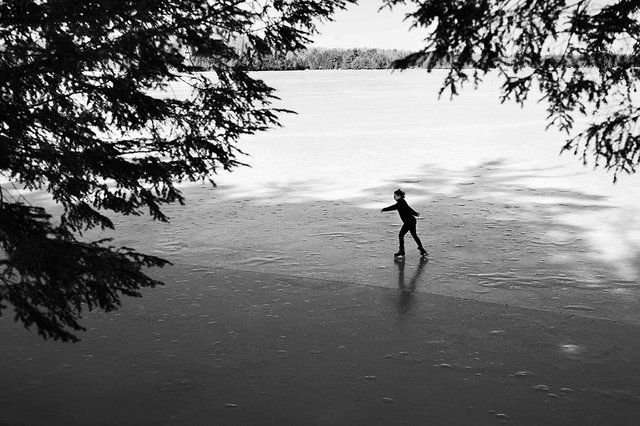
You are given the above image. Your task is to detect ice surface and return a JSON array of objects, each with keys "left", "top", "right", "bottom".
[
  {"left": 16, "top": 69, "right": 640, "bottom": 323},
  {"left": 4, "top": 71, "right": 640, "bottom": 424}
]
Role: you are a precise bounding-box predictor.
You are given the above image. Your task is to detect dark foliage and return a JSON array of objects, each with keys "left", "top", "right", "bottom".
[
  {"left": 384, "top": 0, "right": 640, "bottom": 179},
  {"left": 0, "top": 0, "right": 353, "bottom": 341},
  {"left": 0, "top": 203, "right": 168, "bottom": 342}
]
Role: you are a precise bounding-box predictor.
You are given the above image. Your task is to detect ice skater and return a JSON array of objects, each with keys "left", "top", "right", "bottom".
[{"left": 381, "top": 189, "right": 428, "bottom": 258}]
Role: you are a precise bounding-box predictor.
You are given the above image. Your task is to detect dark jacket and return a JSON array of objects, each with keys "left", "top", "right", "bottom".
[{"left": 382, "top": 198, "right": 418, "bottom": 223}]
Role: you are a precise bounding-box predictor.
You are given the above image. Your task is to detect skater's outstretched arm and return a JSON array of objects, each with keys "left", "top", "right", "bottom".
[{"left": 381, "top": 203, "right": 398, "bottom": 213}]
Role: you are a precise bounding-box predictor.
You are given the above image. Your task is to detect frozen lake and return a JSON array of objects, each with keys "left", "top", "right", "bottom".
[
  {"left": 4, "top": 70, "right": 640, "bottom": 426},
  {"left": 92, "top": 68, "right": 639, "bottom": 323},
  {"left": 12, "top": 68, "right": 634, "bottom": 322},
  {"left": 220, "top": 69, "right": 639, "bottom": 198},
  {"left": 221, "top": 70, "right": 640, "bottom": 258}
]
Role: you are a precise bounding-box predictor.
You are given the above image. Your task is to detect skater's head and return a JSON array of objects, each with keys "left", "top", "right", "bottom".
[{"left": 393, "top": 189, "right": 405, "bottom": 201}]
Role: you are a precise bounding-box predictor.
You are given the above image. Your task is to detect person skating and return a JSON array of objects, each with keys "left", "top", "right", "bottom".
[{"left": 381, "top": 189, "right": 428, "bottom": 258}]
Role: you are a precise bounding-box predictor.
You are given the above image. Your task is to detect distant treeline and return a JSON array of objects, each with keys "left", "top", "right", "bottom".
[
  {"left": 192, "top": 48, "right": 420, "bottom": 71},
  {"left": 192, "top": 47, "right": 640, "bottom": 71},
  {"left": 543, "top": 53, "right": 640, "bottom": 69},
  {"left": 245, "top": 48, "right": 409, "bottom": 70}
]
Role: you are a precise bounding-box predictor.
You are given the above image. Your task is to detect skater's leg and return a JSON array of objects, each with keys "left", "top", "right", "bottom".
[
  {"left": 398, "top": 224, "right": 409, "bottom": 251},
  {"left": 409, "top": 222, "right": 428, "bottom": 255},
  {"left": 408, "top": 222, "right": 422, "bottom": 248},
  {"left": 395, "top": 224, "right": 409, "bottom": 256}
]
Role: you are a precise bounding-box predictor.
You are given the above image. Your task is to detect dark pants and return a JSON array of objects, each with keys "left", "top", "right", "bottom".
[{"left": 399, "top": 220, "right": 422, "bottom": 250}]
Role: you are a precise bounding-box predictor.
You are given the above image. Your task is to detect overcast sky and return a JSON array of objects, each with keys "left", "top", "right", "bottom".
[
  {"left": 310, "top": 2, "right": 427, "bottom": 51},
  {"left": 310, "top": 1, "right": 621, "bottom": 52}
]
